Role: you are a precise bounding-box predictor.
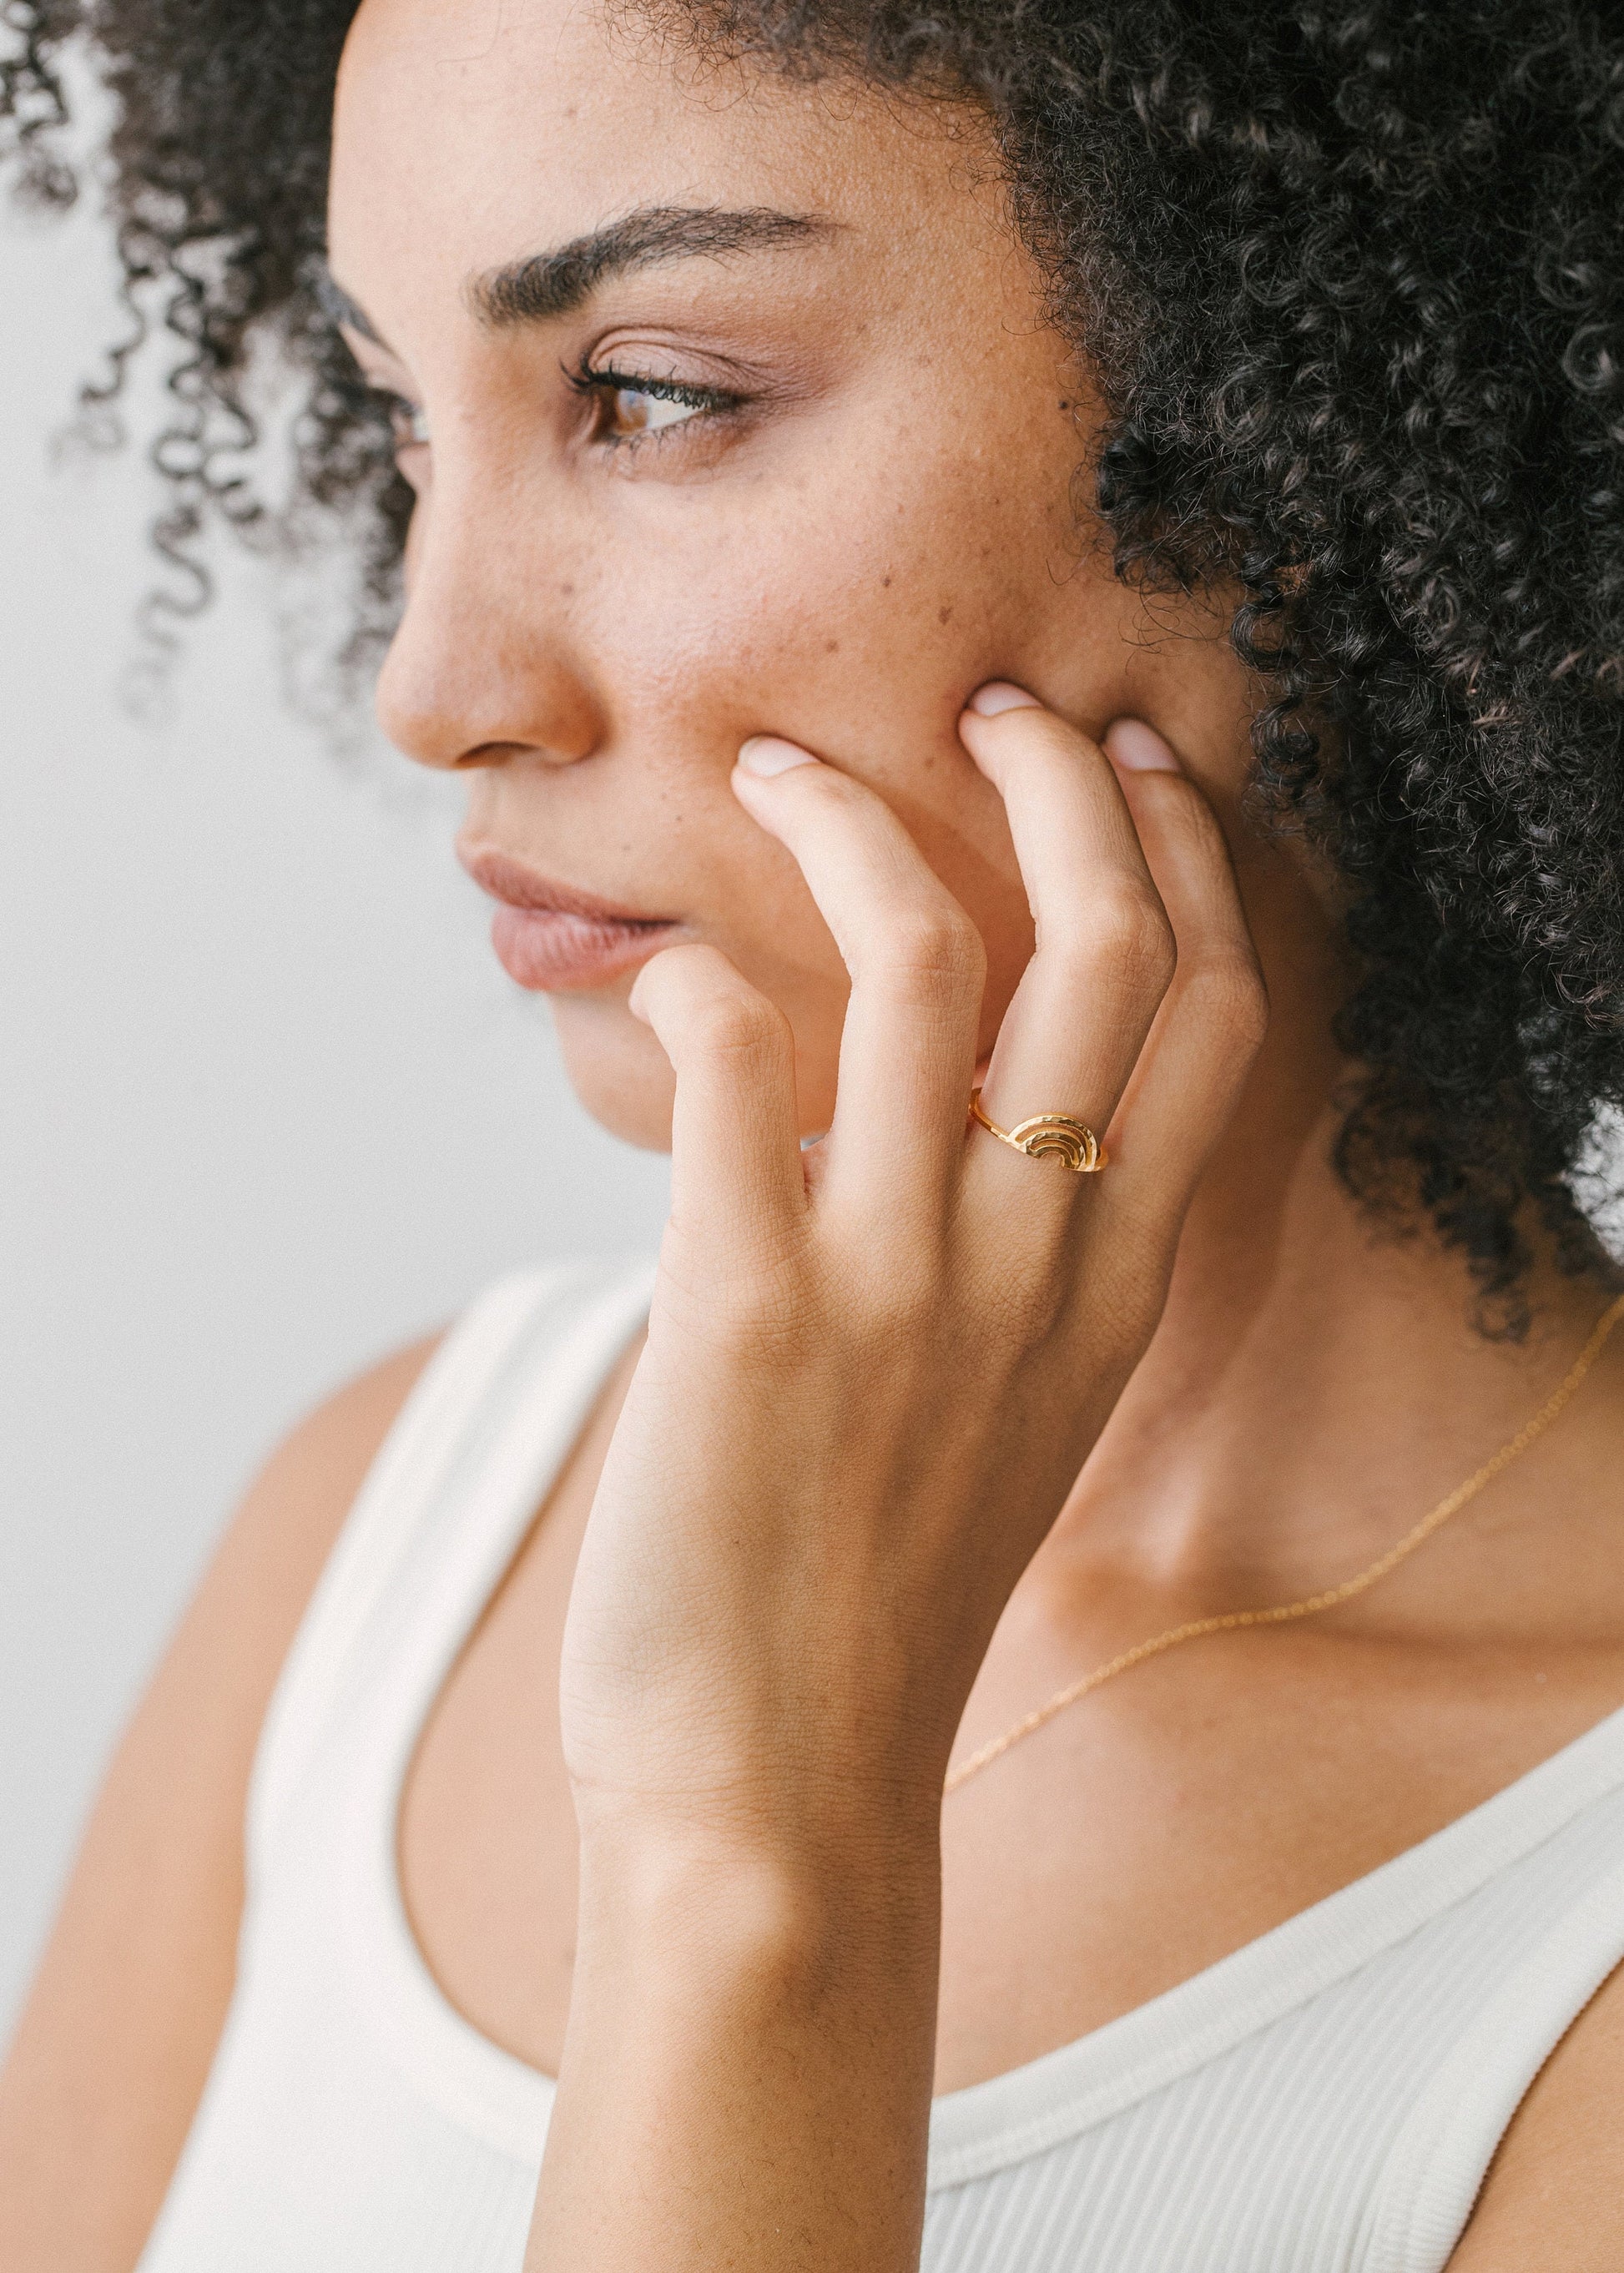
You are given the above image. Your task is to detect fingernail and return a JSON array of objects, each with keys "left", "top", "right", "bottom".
[
  {"left": 1104, "top": 718, "right": 1182, "bottom": 774},
  {"left": 966, "top": 681, "right": 1043, "bottom": 717},
  {"left": 738, "top": 735, "right": 820, "bottom": 777}
]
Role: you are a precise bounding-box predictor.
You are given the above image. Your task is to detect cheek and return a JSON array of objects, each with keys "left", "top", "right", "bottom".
[
  {"left": 620, "top": 570, "right": 1035, "bottom": 1066},
  {"left": 532, "top": 404, "right": 1086, "bottom": 1128},
  {"left": 581, "top": 453, "right": 1049, "bottom": 986}
]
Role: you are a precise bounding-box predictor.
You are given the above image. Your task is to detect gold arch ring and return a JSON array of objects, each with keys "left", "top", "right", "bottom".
[{"left": 969, "top": 1088, "right": 1107, "bottom": 1173}]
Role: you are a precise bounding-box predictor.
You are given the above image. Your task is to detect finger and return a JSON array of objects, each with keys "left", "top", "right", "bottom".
[
  {"left": 629, "top": 942, "right": 807, "bottom": 1270},
  {"left": 1099, "top": 719, "right": 1268, "bottom": 1206},
  {"left": 732, "top": 738, "right": 985, "bottom": 1227},
  {"left": 956, "top": 688, "right": 1175, "bottom": 1197}
]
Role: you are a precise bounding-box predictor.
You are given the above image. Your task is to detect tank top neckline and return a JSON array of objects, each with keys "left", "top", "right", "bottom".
[{"left": 329, "top": 1262, "right": 1624, "bottom": 2190}]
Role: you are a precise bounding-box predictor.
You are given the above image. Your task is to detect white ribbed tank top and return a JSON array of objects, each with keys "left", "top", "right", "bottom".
[{"left": 139, "top": 1259, "right": 1624, "bottom": 2273}]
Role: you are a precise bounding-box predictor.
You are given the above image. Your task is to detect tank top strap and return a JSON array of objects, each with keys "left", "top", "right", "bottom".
[
  {"left": 1360, "top": 1845, "right": 1624, "bottom": 2271},
  {"left": 246, "top": 1256, "right": 656, "bottom": 1883}
]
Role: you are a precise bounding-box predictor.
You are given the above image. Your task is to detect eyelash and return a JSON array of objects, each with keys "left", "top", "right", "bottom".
[
  {"left": 565, "top": 359, "right": 747, "bottom": 445},
  {"left": 369, "top": 365, "right": 746, "bottom": 458}
]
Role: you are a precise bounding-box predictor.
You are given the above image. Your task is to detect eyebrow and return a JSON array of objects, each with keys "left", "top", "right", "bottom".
[
  {"left": 472, "top": 204, "right": 834, "bottom": 326},
  {"left": 322, "top": 205, "right": 833, "bottom": 357}
]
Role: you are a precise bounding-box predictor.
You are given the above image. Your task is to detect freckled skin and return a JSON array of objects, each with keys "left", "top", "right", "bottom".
[{"left": 328, "top": 0, "right": 1258, "bottom": 1146}]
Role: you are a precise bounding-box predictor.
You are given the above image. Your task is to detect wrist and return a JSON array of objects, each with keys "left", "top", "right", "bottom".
[
  {"left": 572, "top": 1805, "right": 942, "bottom": 1998},
  {"left": 570, "top": 1713, "right": 951, "bottom": 1867},
  {"left": 536, "top": 1796, "right": 941, "bottom": 2273}
]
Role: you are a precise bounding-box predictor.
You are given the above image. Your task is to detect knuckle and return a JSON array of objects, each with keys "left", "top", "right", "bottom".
[
  {"left": 966, "top": 1252, "right": 1077, "bottom": 1368},
  {"left": 704, "top": 1249, "right": 814, "bottom": 1353},
  {"left": 1065, "top": 890, "right": 1175, "bottom": 992},
  {"left": 689, "top": 991, "right": 789, "bottom": 1066},
  {"left": 879, "top": 909, "right": 986, "bottom": 1000}
]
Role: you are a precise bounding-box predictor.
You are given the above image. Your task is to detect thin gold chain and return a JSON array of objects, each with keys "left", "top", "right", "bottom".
[{"left": 944, "top": 1290, "right": 1624, "bottom": 1799}]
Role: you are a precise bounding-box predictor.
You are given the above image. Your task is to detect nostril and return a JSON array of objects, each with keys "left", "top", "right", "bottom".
[
  {"left": 453, "top": 743, "right": 523, "bottom": 770},
  {"left": 373, "top": 582, "right": 605, "bottom": 771}
]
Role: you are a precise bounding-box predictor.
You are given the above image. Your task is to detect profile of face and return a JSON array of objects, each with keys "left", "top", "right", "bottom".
[{"left": 328, "top": 0, "right": 1263, "bottom": 1148}]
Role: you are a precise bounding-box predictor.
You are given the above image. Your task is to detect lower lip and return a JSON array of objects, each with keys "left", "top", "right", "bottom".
[{"left": 490, "top": 906, "right": 677, "bottom": 992}]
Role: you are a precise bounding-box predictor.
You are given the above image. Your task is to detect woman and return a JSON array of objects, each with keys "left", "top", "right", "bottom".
[{"left": 3, "top": 0, "right": 1624, "bottom": 2265}]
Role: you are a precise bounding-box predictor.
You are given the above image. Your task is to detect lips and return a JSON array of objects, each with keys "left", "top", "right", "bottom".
[{"left": 459, "top": 848, "right": 678, "bottom": 994}]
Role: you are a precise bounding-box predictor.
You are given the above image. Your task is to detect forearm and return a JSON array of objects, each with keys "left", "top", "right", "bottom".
[{"left": 524, "top": 1821, "right": 941, "bottom": 2272}]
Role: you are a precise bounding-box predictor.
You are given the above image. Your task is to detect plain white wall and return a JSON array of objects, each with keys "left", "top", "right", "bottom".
[{"left": 0, "top": 185, "right": 671, "bottom": 2039}]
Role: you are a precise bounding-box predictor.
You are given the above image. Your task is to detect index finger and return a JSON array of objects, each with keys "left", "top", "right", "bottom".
[{"left": 730, "top": 738, "right": 987, "bottom": 1238}]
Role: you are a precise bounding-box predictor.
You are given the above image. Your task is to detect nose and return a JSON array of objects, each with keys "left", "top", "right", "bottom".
[{"left": 375, "top": 466, "right": 603, "bottom": 772}]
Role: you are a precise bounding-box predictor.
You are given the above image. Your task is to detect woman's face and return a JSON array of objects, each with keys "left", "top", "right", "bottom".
[{"left": 329, "top": 0, "right": 1257, "bottom": 1147}]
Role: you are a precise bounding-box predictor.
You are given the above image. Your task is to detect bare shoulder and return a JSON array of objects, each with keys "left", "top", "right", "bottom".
[
  {"left": 0, "top": 1330, "right": 444, "bottom": 2273},
  {"left": 1450, "top": 1956, "right": 1624, "bottom": 2269}
]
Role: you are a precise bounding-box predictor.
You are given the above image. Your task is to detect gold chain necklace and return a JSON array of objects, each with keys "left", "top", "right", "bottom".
[{"left": 944, "top": 1290, "right": 1624, "bottom": 1798}]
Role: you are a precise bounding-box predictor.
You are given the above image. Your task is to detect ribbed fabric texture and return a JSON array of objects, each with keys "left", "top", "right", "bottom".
[{"left": 139, "top": 1261, "right": 1624, "bottom": 2273}]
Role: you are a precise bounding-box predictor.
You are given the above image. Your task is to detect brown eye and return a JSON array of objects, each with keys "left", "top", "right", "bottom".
[{"left": 601, "top": 384, "right": 704, "bottom": 440}]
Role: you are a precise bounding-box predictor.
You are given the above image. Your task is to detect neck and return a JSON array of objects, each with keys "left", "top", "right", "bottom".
[{"left": 1065, "top": 1082, "right": 1620, "bottom": 1617}]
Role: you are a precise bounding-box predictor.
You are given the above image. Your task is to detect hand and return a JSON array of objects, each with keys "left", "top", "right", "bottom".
[
  {"left": 557, "top": 690, "right": 1267, "bottom": 1865},
  {"left": 532, "top": 691, "right": 1264, "bottom": 2270}
]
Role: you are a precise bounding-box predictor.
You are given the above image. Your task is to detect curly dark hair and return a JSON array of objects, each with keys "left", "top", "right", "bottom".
[{"left": 7, "top": 0, "right": 1624, "bottom": 1329}]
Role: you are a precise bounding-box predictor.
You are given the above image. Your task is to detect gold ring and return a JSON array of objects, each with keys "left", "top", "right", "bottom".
[{"left": 969, "top": 1088, "right": 1107, "bottom": 1173}]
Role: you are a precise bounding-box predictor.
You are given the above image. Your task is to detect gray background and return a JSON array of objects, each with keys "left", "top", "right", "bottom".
[{"left": 0, "top": 185, "right": 671, "bottom": 2040}]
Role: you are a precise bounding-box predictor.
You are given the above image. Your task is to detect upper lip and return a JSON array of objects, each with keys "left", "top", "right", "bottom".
[{"left": 458, "top": 846, "right": 674, "bottom": 927}]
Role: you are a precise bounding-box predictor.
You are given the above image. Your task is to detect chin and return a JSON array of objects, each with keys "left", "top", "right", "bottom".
[{"left": 549, "top": 995, "right": 677, "bottom": 1152}]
